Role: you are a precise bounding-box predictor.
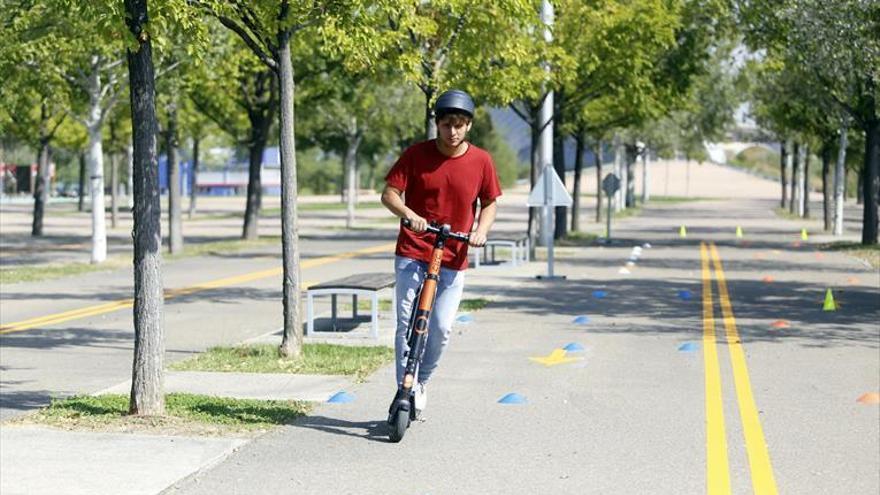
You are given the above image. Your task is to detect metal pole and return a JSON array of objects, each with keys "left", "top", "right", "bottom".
[
  {"left": 606, "top": 191, "right": 613, "bottom": 242},
  {"left": 544, "top": 166, "right": 554, "bottom": 277},
  {"left": 538, "top": 0, "right": 554, "bottom": 244}
]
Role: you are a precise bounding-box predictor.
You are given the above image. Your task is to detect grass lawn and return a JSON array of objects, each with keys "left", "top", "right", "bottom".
[
  {"left": 262, "top": 201, "right": 384, "bottom": 216},
  {"left": 0, "top": 237, "right": 281, "bottom": 284},
  {"left": 459, "top": 298, "right": 490, "bottom": 311},
  {"left": 773, "top": 207, "right": 803, "bottom": 221},
  {"left": 169, "top": 343, "right": 394, "bottom": 382},
  {"left": 557, "top": 231, "right": 600, "bottom": 247},
  {"left": 0, "top": 256, "right": 131, "bottom": 284},
  {"left": 8, "top": 393, "right": 310, "bottom": 436},
  {"left": 821, "top": 241, "right": 879, "bottom": 268}
]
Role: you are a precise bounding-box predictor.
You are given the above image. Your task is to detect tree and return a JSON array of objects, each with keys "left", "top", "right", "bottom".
[
  {"left": 124, "top": 0, "right": 165, "bottom": 416},
  {"left": 0, "top": 84, "right": 70, "bottom": 236},
  {"left": 104, "top": 105, "right": 133, "bottom": 229},
  {"left": 0, "top": 3, "right": 77, "bottom": 236},
  {"left": 193, "top": 1, "right": 364, "bottom": 358},
  {"left": 178, "top": 91, "right": 213, "bottom": 218},
  {"left": 555, "top": 0, "right": 729, "bottom": 233},
  {"left": 188, "top": 24, "right": 277, "bottom": 239},
  {"left": 381, "top": 1, "right": 538, "bottom": 139},
  {"left": 738, "top": 0, "right": 879, "bottom": 244}
]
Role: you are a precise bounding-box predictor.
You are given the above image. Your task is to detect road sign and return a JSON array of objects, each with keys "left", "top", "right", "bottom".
[
  {"left": 527, "top": 165, "right": 569, "bottom": 280},
  {"left": 527, "top": 166, "right": 573, "bottom": 207},
  {"left": 602, "top": 173, "right": 620, "bottom": 196}
]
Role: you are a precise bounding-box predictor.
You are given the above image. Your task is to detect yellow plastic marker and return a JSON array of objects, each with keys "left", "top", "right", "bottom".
[
  {"left": 680, "top": 225, "right": 687, "bottom": 238},
  {"left": 736, "top": 226, "right": 743, "bottom": 238},
  {"left": 528, "top": 348, "right": 582, "bottom": 367},
  {"left": 801, "top": 228, "right": 808, "bottom": 241},
  {"left": 823, "top": 288, "right": 837, "bottom": 311}
]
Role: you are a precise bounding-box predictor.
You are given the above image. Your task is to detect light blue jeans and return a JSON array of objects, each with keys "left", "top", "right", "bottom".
[{"left": 394, "top": 255, "right": 465, "bottom": 386}]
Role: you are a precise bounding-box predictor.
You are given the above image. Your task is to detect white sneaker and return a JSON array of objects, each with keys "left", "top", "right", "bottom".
[{"left": 413, "top": 382, "right": 427, "bottom": 412}]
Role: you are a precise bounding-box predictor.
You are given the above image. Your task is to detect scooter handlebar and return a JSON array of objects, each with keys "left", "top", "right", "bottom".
[{"left": 402, "top": 219, "right": 470, "bottom": 243}]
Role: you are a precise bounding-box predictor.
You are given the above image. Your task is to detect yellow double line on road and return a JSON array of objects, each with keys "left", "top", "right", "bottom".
[
  {"left": 701, "top": 241, "right": 777, "bottom": 495},
  {"left": 0, "top": 242, "right": 395, "bottom": 335}
]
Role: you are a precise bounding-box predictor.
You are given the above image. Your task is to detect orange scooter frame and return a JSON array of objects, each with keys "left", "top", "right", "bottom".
[{"left": 387, "top": 220, "right": 470, "bottom": 443}]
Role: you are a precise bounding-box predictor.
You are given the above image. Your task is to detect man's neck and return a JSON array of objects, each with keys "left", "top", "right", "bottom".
[{"left": 436, "top": 139, "right": 468, "bottom": 158}]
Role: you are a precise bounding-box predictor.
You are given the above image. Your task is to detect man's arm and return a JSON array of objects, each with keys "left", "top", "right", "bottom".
[
  {"left": 469, "top": 200, "right": 497, "bottom": 247},
  {"left": 381, "top": 185, "right": 428, "bottom": 233}
]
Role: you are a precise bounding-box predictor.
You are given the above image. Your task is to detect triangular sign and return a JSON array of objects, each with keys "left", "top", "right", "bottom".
[{"left": 527, "top": 166, "right": 573, "bottom": 207}]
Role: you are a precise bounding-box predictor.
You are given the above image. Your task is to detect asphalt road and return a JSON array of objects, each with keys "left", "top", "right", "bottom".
[
  {"left": 161, "top": 198, "right": 878, "bottom": 495},
  {"left": 1, "top": 163, "right": 878, "bottom": 493}
]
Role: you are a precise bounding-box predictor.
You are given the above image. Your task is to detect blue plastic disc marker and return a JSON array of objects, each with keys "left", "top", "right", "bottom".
[
  {"left": 678, "top": 342, "right": 698, "bottom": 352},
  {"left": 498, "top": 393, "right": 527, "bottom": 405},
  {"left": 327, "top": 391, "right": 356, "bottom": 403},
  {"left": 456, "top": 313, "right": 474, "bottom": 324},
  {"left": 592, "top": 290, "right": 607, "bottom": 299},
  {"left": 677, "top": 290, "right": 693, "bottom": 301},
  {"left": 563, "top": 342, "right": 585, "bottom": 352}
]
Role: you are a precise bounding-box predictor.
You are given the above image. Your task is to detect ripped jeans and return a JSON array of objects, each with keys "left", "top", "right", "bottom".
[{"left": 394, "top": 255, "right": 465, "bottom": 386}]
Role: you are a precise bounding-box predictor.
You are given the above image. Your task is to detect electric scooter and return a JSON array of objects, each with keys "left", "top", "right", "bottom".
[{"left": 387, "top": 219, "right": 470, "bottom": 443}]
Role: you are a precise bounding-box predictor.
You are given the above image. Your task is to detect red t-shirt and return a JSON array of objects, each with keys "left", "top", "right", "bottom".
[{"left": 385, "top": 139, "right": 502, "bottom": 270}]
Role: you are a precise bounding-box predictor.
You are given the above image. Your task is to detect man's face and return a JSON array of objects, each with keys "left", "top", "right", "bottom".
[{"left": 436, "top": 114, "right": 472, "bottom": 148}]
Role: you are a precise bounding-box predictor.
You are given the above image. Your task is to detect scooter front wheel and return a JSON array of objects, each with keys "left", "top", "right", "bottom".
[{"left": 388, "top": 408, "right": 409, "bottom": 443}]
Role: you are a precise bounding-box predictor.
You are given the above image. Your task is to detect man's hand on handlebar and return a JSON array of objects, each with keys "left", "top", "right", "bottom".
[
  {"left": 404, "top": 214, "right": 428, "bottom": 233},
  {"left": 468, "top": 231, "right": 487, "bottom": 248}
]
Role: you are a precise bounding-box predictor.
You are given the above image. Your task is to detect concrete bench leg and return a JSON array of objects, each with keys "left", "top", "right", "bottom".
[
  {"left": 306, "top": 292, "right": 314, "bottom": 336},
  {"left": 331, "top": 295, "right": 338, "bottom": 331}
]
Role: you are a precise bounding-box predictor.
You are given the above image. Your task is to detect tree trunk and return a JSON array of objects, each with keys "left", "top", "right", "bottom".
[
  {"left": 277, "top": 12, "right": 303, "bottom": 359},
  {"left": 125, "top": 0, "right": 165, "bottom": 416},
  {"left": 780, "top": 140, "right": 788, "bottom": 208},
  {"left": 640, "top": 147, "right": 649, "bottom": 203},
  {"left": 624, "top": 145, "right": 636, "bottom": 208},
  {"left": 242, "top": 137, "right": 265, "bottom": 240},
  {"left": 165, "top": 99, "right": 183, "bottom": 254},
  {"left": 344, "top": 123, "right": 361, "bottom": 229},
  {"left": 571, "top": 132, "right": 583, "bottom": 232},
  {"left": 188, "top": 137, "right": 198, "bottom": 218},
  {"left": 613, "top": 136, "right": 623, "bottom": 212},
  {"left": 861, "top": 118, "right": 879, "bottom": 245},
  {"left": 32, "top": 137, "right": 50, "bottom": 237},
  {"left": 856, "top": 171, "right": 863, "bottom": 205},
  {"left": 78, "top": 151, "right": 87, "bottom": 212},
  {"left": 527, "top": 109, "right": 540, "bottom": 254},
  {"left": 802, "top": 145, "right": 810, "bottom": 219},
  {"left": 595, "top": 140, "right": 603, "bottom": 223},
  {"left": 552, "top": 93, "right": 566, "bottom": 240},
  {"left": 822, "top": 144, "right": 832, "bottom": 231},
  {"left": 423, "top": 88, "right": 437, "bottom": 140},
  {"left": 789, "top": 141, "right": 798, "bottom": 214},
  {"left": 110, "top": 150, "right": 119, "bottom": 228},
  {"left": 686, "top": 156, "right": 691, "bottom": 197},
  {"left": 87, "top": 65, "right": 108, "bottom": 263},
  {"left": 833, "top": 122, "right": 848, "bottom": 235},
  {"left": 126, "top": 144, "right": 134, "bottom": 209}
]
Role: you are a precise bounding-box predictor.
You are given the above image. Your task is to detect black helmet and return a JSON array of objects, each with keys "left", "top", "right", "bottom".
[{"left": 434, "top": 89, "right": 475, "bottom": 119}]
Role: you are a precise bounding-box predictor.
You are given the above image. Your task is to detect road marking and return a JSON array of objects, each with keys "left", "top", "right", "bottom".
[
  {"left": 528, "top": 348, "right": 582, "bottom": 366},
  {"left": 709, "top": 242, "right": 778, "bottom": 495},
  {"left": 700, "top": 242, "right": 733, "bottom": 495},
  {"left": 0, "top": 242, "right": 395, "bottom": 334}
]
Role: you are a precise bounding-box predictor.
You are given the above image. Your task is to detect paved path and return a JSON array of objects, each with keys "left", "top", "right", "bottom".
[
  {"left": 1, "top": 161, "right": 878, "bottom": 494},
  {"left": 164, "top": 198, "right": 879, "bottom": 495}
]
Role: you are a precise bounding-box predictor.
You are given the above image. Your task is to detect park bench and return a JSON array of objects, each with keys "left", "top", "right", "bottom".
[
  {"left": 305, "top": 272, "right": 396, "bottom": 340},
  {"left": 473, "top": 236, "right": 530, "bottom": 267}
]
